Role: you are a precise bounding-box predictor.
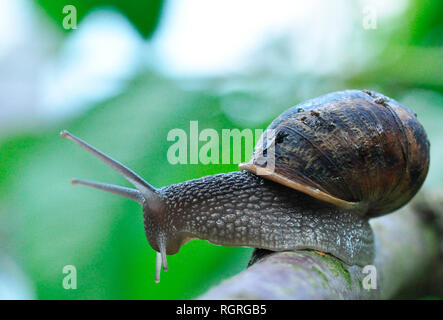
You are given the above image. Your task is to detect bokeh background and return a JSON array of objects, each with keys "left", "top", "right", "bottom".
[{"left": 0, "top": 0, "right": 442, "bottom": 299}]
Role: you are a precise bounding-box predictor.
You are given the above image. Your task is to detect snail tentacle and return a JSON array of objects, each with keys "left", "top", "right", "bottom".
[
  {"left": 71, "top": 178, "right": 144, "bottom": 204},
  {"left": 60, "top": 130, "right": 159, "bottom": 204}
]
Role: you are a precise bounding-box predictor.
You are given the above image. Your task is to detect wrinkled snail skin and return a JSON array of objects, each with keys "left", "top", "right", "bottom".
[
  {"left": 155, "top": 170, "right": 374, "bottom": 266},
  {"left": 60, "top": 89, "right": 429, "bottom": 282}
]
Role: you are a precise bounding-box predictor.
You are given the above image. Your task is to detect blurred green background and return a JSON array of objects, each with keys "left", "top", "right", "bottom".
[{"left": 0, "top": 0, "right": 442, "bottom": 299}]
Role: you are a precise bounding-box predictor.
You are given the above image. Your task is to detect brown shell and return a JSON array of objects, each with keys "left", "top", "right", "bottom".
[{"left": 240, "top": 90, "right": 430, "bottom": 218}]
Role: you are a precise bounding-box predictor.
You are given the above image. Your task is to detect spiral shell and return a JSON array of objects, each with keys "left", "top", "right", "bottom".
[{"left": 240, "top": 90, "right": 430, "bottom": 217}]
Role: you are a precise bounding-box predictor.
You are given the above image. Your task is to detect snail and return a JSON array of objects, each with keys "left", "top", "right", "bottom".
[{"left": 60, "top": 89, "right": 430, "bottom": 283}]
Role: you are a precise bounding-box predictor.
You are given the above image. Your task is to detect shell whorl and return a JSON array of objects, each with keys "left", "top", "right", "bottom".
[{"left": 241, "top": 89, "right": 430, "bottom": 217}]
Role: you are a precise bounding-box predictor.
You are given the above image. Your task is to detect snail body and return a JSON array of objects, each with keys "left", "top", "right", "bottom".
[
  {"left": 156, "top": 170, "right": 374, "bottom": 265},
  {"left": 61, "top": 89, "right": 429, "bottom": 282}
]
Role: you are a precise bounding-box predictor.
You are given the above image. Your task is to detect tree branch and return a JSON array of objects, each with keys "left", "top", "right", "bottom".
[{"left": 200, "top": 191, "right": 441, "bottom": 299}]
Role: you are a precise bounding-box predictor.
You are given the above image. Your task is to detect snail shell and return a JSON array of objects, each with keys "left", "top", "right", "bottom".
[{"left": 240, "top": 89, "right": 430, "bottom": 217}]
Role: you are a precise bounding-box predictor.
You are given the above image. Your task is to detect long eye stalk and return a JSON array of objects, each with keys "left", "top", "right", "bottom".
[
  {"left": 61, "top": 130, "right": 167, "bottom": 282},
  {"left": 60, "top": 130, "right": 158, "bottom": 202}
]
